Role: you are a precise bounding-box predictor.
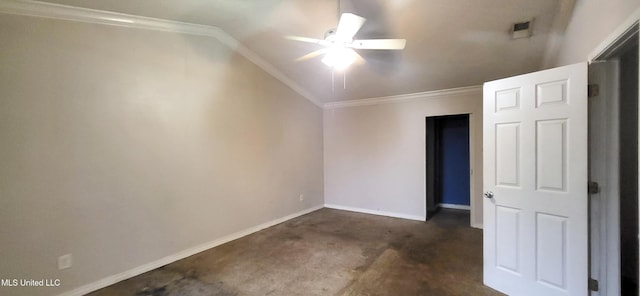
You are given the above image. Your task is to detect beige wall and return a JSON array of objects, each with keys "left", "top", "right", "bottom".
[
  {"left": 549, "top": 0, "right": 640, "bottom": 66},
  {"left": 323, "top": 90, "right": 484, "bottom": 228},
  {"left": 0, "top": 14, "right": 323, "bottom": 296}
]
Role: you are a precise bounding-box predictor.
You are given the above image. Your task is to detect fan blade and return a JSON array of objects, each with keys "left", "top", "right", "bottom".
[
  {"left": 352, "top": 50, "right": 366, "bottom": 65},
  {"left": 285, "top": 36, "right": 332, "bottom": 46},
  {"left": 350, "top": 39, "right": 406, "bottom": 50},
  {"left": 335, "top": 13, "right": 366, "bottom": 41},
  {"left": 296, "top": 48, "right": 330, "bottom": 61}
]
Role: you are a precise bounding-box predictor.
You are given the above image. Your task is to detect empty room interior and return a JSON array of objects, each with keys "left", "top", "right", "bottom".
[{"left": 1, "top": 0, "right": 640, "bottom": 295}]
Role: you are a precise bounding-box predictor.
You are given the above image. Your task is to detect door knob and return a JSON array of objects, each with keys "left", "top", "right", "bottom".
[{"left": 484, "top": 191, "right": 494, "bottom": 199}]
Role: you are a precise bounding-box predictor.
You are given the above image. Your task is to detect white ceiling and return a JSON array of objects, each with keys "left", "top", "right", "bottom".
[{"left": 38, "top": 0, "right": 568, "bottom": 103}]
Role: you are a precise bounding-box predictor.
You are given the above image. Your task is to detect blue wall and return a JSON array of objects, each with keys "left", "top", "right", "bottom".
[{"left": 439, "top": 116, "right": 470, "bottom": 206}]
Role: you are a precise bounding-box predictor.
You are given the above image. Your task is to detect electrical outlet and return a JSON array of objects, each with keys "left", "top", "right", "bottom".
[
  {"left": 58, "top": 254, "right": 72, "bottom": 270},
  {"left": 299, "top": 194, "right": 304, "bottom": 201}
]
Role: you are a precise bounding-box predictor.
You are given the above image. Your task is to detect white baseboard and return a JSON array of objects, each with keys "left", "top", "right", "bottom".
[
  {"left": 59, "top": 205, "right": 324, "bottom": 296},
  {"left": 438, "top": 203, "right": 471, "bottom": 210},
  {"left": 324, "top": 204, "right": 425, "bottom": 221}
]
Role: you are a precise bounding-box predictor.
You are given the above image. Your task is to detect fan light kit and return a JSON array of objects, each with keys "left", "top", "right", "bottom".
[
  {"left": 285, "top": 1, "right": 406, "bottom": 91},
  {"left": 286, "top": 13, "right": 406, "bottom": 71},
  {"left": 321, "top": 46, "right": 357, "bottom": 70}
]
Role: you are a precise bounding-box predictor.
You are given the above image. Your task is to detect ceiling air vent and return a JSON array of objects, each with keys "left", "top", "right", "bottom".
[{"left": 511, "top": 20, "right": 533, "bottom": 39}]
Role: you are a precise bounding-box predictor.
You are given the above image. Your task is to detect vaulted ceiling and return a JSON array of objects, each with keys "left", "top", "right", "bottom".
[{"left": 38, "top": 0, "right": 571, "bottom": 103}]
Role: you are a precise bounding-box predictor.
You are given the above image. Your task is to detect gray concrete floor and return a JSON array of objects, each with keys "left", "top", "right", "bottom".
[{"left": 89, "top": 208, "right": 504, "bottom": 296}]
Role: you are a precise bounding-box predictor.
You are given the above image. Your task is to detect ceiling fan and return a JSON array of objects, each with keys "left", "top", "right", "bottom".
[{"left": 285, "top": 12, "right": 406, "bottom": 70}]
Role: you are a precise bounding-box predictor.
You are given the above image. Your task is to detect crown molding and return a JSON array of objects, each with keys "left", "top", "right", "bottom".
[
  {"left": 0, "top": 0, "right": 323, "bottom": 107},
  {"left": 213, "top": 30, "right": 322, "bottom": 106},
  {"left": 0, "top": 0, "right": 220, "bottom": 37},
  {"left": 323, "top": 85, "right": 482, "bottom": 109}
]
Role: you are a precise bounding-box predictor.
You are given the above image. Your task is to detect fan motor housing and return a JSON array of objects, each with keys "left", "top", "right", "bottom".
[{"left": 324, "top": 28, "right": 337, "bottom": 41}]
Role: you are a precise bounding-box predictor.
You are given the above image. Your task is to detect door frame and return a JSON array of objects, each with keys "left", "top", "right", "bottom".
[
  {"left": 588, "top": 59, "right": 621, "bottom": 296},
  {"left": 424, "top": 112, "right": 478, "bottom": 227},
  {"left": 588, "top": 9, "right": 640, "bottom": 296},
  {"left": 425, "top": 114, "right": 472, "bottom": 219}
]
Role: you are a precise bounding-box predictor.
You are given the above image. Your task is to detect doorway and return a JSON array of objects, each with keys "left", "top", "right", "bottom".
[
  {"left": 425, "top": 114, "right": 471, "bottom": 220},
  {"left": 589, "top": 24, "right": 639, "bottom": 295}
]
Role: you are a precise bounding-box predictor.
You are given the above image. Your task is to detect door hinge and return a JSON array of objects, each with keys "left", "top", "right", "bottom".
[
  {"left": 589, "top": 278, "right": 599, "bottom": 291},
  {"left": 588, "top": 84, "right": 600, "bottom": 97},
  {"left": 588, "top": 181, "right": 600, "bottom": 194}
]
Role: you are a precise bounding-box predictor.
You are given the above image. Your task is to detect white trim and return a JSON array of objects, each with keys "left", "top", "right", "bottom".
[
  {"left": 324, "top": 204, "right": 425, "bottom": 221},
  {"left": 323, "top": 85, "right": 483, "bottom": 109},
  {"left": 425, "top": 113, "right": 479, "bottom": 229},
  {"left": 438, "top": 203, "right": 471, "bottom": 210},
  {"left": 58, "top": 205, "right": 324, "bottom": 296},
  {"left": 0, "top": 0, "right": 323, "bottom": 107},
  {"left": 588, "top": 7, "right": 640, "bottom": 62},
  {"left": 214, "top": 30, "right": 323, "bottom": 107},
  {"left": 468, "top": 113, "right": 478, "bottom": 229},
  {"left": 0, "top": 0, "right": 218, "bottom": 37},
  {"left": 588, "top": 60, "right": 622, "bottom": 296},
  {"left": 586, "top": 12, "right": 640, "bottom": 295}
]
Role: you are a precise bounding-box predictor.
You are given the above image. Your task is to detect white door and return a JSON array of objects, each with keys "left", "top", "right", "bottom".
[{"left": 483, "top": 62, "right": 588, "bottom": 296}]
